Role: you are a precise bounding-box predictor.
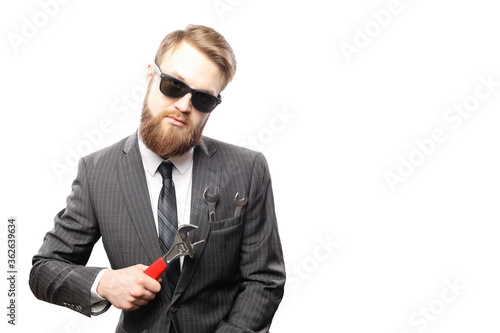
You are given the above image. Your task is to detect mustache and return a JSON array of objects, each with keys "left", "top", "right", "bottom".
[{"left": 156, "top": 109, "right": 190, "bottom": 124}]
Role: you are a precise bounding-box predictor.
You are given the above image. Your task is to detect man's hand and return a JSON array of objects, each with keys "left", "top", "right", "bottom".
[{"left": 96, "top": 264, "right": 161, "bottom": 311}]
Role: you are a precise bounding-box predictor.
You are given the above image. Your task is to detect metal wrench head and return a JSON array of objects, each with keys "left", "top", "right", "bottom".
[
  {"left": 163, "top": 224, "right": 205, "bottom": 264},
  {"left": 234, "top": 192, "right": 248, "bottom": 207},
  {"left": 203, "top": 186, "right": 220, "bottom": 202}
]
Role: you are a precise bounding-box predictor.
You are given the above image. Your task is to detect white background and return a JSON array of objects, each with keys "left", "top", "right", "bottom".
[{"left": 1, "top": 0, "right": 500, "bottom": 332}]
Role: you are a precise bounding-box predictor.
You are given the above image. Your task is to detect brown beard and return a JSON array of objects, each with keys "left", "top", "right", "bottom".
[{"left": 139, "top": 92, "right": 205, "bottom": 159}]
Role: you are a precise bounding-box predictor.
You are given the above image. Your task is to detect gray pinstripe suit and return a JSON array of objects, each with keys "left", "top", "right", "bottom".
[{"left": 29, "top": 132, "right": 285, "bottom": 333}]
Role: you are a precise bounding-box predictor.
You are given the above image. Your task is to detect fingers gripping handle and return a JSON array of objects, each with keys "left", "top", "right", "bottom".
[{"left": 144, "top": 258, "right": 167, "bottom": 279}]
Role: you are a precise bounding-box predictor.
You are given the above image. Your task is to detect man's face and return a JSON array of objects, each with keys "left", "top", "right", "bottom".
[{"left": 140, "top": 41, "right": 223, "bottom": 158}]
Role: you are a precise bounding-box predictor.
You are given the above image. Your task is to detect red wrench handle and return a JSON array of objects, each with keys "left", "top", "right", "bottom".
[{"left": 144, "top": 258, "right": 167, "bottom": 280}]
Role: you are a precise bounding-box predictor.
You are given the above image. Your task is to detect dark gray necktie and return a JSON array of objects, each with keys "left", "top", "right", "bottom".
[{"left": 157, "top": 161, "right": 180, "bottom": 293}]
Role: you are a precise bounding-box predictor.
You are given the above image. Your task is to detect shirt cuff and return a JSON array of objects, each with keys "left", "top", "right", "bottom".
[{"left": 90, "top": 269, "right": 110, "bottom": 316}]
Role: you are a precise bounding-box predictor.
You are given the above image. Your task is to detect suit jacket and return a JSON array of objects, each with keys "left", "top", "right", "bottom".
[{"left": 29, "top": 132, "right": 285, "bottom": 333}]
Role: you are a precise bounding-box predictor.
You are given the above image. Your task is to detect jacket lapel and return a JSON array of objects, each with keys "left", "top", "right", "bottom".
[
  {"left": 117, "top": 132, "right": 162, "bottom": 265},
  {"left": 172, "top": 137, "right": 221, "bottom": 302}
]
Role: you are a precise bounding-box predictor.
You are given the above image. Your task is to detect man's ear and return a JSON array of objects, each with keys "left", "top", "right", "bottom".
[{"left": 145, "top": 64, "right": 154, "bottom": 83}]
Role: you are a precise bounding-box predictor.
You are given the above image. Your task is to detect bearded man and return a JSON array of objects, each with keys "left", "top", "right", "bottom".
[{"left": 29, "top": 25, "right": 285, "bottom": 333}]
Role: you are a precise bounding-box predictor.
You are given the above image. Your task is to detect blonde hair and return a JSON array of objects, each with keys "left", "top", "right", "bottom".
[{"left": 154, "top": 25, "right": 236, "bottom": 92}]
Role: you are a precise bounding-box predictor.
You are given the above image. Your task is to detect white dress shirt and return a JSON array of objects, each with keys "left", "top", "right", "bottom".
[
  {"left": 138, "top": 137, "right": 194, "bottom": 236},
  {"left": 90, "top": 136, "right": 194, "bottom": 314}
]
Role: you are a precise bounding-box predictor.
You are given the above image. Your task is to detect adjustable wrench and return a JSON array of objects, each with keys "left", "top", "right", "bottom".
[
  {"left": 203, "top": 186, "right": 220, "bottom": 222},
  {"left": 144, "top": 224, "right": 205, "bottom": 279},
  {"left": 234, "top": 192, "right": 248, "bottom": 217}
]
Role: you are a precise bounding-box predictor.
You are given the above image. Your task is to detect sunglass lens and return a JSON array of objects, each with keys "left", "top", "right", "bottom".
[
  {"left": 161, "top": 78, "right": 186, "bottom": 98},
  {"left": 192, "top": 92, "right": 218, "bottom": 113}
]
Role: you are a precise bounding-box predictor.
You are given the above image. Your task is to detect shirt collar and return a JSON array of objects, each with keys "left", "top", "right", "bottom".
[{"left": 138, "top": 136, "right": 194, "bottom": 176}]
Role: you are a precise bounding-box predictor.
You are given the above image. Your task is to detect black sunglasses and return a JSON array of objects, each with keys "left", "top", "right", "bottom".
[{"left": 153, "top": 63, "right": 221, "bottom": 113}]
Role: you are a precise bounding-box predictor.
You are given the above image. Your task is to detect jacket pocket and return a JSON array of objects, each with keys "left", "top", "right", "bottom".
[
  {"left": 203, "top": 216, "right": 244, "bottom": 278},
  {"left": 208, "top": 215, "right": 242, "bottom": 231}
]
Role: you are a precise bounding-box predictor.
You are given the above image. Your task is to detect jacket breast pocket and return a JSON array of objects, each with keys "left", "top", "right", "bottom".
[
  {"left": 208, "top": 215, "right": 242, "bottom": 231},
  {"left": 203, "top": 216, "right": 243, "bottom": 278}
]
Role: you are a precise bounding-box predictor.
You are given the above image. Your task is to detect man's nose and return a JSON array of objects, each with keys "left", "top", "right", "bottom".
[{"left": 174, "top": 93, "right": 193, "bottom": 112}]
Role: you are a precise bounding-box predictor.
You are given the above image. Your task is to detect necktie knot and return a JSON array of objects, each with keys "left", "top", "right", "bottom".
[{"left": 158, "top": 161, "right": 173, "bottom": 180}]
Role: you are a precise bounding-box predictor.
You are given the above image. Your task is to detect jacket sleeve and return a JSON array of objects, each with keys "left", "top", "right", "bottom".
[
  {"left": 216, "top": 152, "right": 286, "bottom": 333},
  {"left": 29, "top": 157, "right": 110, "bottom": 317}
]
